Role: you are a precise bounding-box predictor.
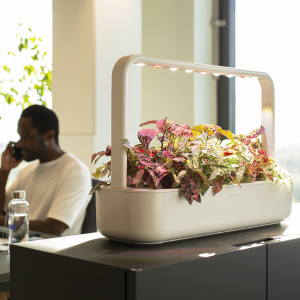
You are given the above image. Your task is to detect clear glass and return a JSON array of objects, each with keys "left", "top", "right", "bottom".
[{"left": 8, "top": 198, "right": 29, "bottom": 250}]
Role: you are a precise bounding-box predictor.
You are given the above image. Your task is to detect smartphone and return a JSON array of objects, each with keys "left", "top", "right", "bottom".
[{"left": 12, "top": 143, "right": 23, "bottom": 161}]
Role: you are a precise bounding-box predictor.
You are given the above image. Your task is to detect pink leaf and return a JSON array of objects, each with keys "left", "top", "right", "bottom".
[
  {"left": 169, "top": 123, "right": 193, "bottom": 139},
  {"left": 91, "top": 151, "right": 106, "bottom": 164},
  {"left": 160, "top": 172, "right": 175, "bottom": 188},
  {"left": 212, "top": 177, "right": 224, "bottom": 196},
  {"left": 140, "top": 120, "right": 158, "bottom": 127},
  {"left": 138, "top": 128, "right": 159, "bottom": 150},
  {"left": 145, "top": 169, "right": 160, "bottom": 188},
  {"left": 181, "top": 176, "right": 201, "bottom": 205},
  {"left": 105, "top": 145, "right": 111, "bottom": 156},
  {"left": 173, "top": 156, "right": 186, "bottom": 163},
  {"left": 156, "top": 117, "right": 168, "bottom": 133},
  {"left": 247, "top": 125, "right": 265, "bottom": 139},
  {"left": 133, "top": 169, "right": 145, "bottom": 186}
]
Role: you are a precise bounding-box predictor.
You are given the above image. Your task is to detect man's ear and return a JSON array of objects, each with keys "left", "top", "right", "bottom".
[{"left": 44, "top": 130, "right": 56, "bottom": 142}]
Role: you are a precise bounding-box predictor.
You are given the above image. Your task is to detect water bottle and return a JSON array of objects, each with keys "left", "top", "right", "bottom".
[{"left": 8, "top": 190, "right": 29, "bottom": 251}]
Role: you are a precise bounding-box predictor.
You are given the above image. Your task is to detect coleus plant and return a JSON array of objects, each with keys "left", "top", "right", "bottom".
[{"left": 90, "top": 118, "right": 293, "bottom": 205}]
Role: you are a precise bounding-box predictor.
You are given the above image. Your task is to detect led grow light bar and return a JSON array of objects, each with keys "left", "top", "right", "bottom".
[{"left": 111, "top": 55, "right": 275, "bottom": 189}]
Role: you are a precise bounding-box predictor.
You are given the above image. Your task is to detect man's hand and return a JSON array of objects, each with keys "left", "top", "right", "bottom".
[
  {"left": 1, "top": 142, "right": 23, "bottom": 171},
  {"left": 29, "top": 218, "right": 68, "bottom": 236}
]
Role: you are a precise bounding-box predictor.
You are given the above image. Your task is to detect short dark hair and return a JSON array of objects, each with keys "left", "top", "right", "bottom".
[{"left": 21, "top": 105, "right": 59, "bottom": 145}]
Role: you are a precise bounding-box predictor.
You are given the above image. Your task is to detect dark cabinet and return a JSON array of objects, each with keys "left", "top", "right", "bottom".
[
  {"left": 11, "top": 224, "right": 300, "bottom": 300},
  {"left": 267, "top": 236, "right": 300, "bottom": 300}
]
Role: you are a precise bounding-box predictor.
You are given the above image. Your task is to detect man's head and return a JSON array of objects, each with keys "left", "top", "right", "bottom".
[{"left": 17, "top": 105, "right": 60, "bottom": 162}]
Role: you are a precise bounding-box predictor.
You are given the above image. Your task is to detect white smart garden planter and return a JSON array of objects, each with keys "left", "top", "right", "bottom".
[{"left": 96, "top": 55, "right": 292, "bottom": 244}]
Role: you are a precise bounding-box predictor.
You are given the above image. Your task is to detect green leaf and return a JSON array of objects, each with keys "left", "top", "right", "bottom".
[
  {"left": 31, "top": 54, "right": 39, "bottom": 61},
  {"left": 193, "top": 169, "right": 210, "bottom": 196},
  {"left": 10, "top": 88, "right": 18, "bottom": 95},
  {"left": 29, "top": 36, "right": 36, "bottom": 43},
  {"left": 23, "top": 94, "right": 29, "bottom": 102},
  {"left": 24, "top": 65, "right": 37, "bottom": 76},
  {"left": 1, "top": 23, "right": 51, "bottom": 112},
  {"left": 2, "top": 65, "right": 11, "bottom": 73},
  {"left": 24, "top": 38, "right": 28, "bottom": 49},
  {"left": 5, "top": 94, "right": 16, "bottom": 104}
]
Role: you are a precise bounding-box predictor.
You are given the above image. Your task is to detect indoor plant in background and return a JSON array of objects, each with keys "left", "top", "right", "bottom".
[
  {"left": 90, "top": 118, "right": 293, "bottom": 204},
  {"left": 0, "top": 24, "right": 51, "bottom": 119}
]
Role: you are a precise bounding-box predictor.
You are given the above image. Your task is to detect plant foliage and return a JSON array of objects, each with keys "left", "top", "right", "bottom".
[
  {"left": 90, "top": 118, "right": 293, "bottom": 204},
  {"left": 0, "top": 24, "right": 51, "bottom": 119}
]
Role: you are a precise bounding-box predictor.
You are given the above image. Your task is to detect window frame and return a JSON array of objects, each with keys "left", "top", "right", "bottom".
[{"left": 217, "top": 0, "right": 236, "bottom": 132}]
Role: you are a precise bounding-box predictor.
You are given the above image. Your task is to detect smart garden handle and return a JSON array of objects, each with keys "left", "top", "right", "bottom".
[{"left": 111, "top": 55, "right": 275, "bottom": 189}]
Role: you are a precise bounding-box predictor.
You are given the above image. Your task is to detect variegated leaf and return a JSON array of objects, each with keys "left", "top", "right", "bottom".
[
  {"left": 89, "top": 181, "right": 111, "bottom": 195},
  {"left": 181, "top": 176, "right": 201, "bottom": 204}
]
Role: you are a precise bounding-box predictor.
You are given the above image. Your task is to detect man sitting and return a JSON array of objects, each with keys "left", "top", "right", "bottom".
[{"left": 0, "top": 105, "right": 92, "bottom": 236}]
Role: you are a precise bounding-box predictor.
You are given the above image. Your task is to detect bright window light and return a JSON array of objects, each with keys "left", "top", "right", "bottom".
[
  {"left": 0, "top": 0, "right": 52, "bottom": 187},
  {"left": 236, "top": 0, "right": 300, "bottom": 202}
]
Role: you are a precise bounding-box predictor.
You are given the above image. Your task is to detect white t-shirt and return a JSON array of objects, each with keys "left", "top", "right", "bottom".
[{"left": 4, "top": 152, "right": 92, "bottom": 236}]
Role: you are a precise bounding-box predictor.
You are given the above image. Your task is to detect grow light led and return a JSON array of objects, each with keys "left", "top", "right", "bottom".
[{"left": 133, "top": 61, "right": 261, "bottom": 82}]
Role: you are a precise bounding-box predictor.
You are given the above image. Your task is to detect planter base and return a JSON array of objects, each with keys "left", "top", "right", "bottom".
[
  {"left": 96, "top": 181, "right": 292, "bottom": 244},
  {"left": 107, "top": 222, "right": 279, "bottom": 245}
]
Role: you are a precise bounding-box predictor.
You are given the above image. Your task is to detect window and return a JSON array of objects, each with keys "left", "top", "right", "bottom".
[
  {"left": 235, "top": 1, "right": 300, "bottom": 201},
  {"left": 0, "top": 0, "right": 52, "bottom": 185}
]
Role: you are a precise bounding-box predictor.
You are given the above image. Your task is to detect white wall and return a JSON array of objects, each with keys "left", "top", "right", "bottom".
[
  {"left": 194, "top": 0, "right": 217, "bottom": 125},
  {"left": 52, "top": 0, "right": 216, "bottom": 172},
  {"left": 53, "top": 0, "right": 142, "bottom": 172},
  {"left": 52, "top": 0, "right": 95, "bottom": 171},
  {"left": 142, "top": 0, "right": 194, "bottom": 126},
  {"left": 141, "top": 0, "right": 217, "bottom": 127},
  {"left": 94, "top": 0, "right": 142, "bottom": 152}
]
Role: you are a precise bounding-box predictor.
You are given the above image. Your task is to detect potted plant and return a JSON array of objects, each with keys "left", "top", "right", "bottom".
[
  {"left": 89, "top": 55, "right": 293, "bottom": 244},
  {"left": 90, "top": 118, "right": 293, "bottom": 205}
]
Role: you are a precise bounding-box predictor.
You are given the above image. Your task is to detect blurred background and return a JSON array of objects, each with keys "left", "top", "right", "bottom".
[{"left": 0, "top": 0, "right": 299, "bottom": 200}]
